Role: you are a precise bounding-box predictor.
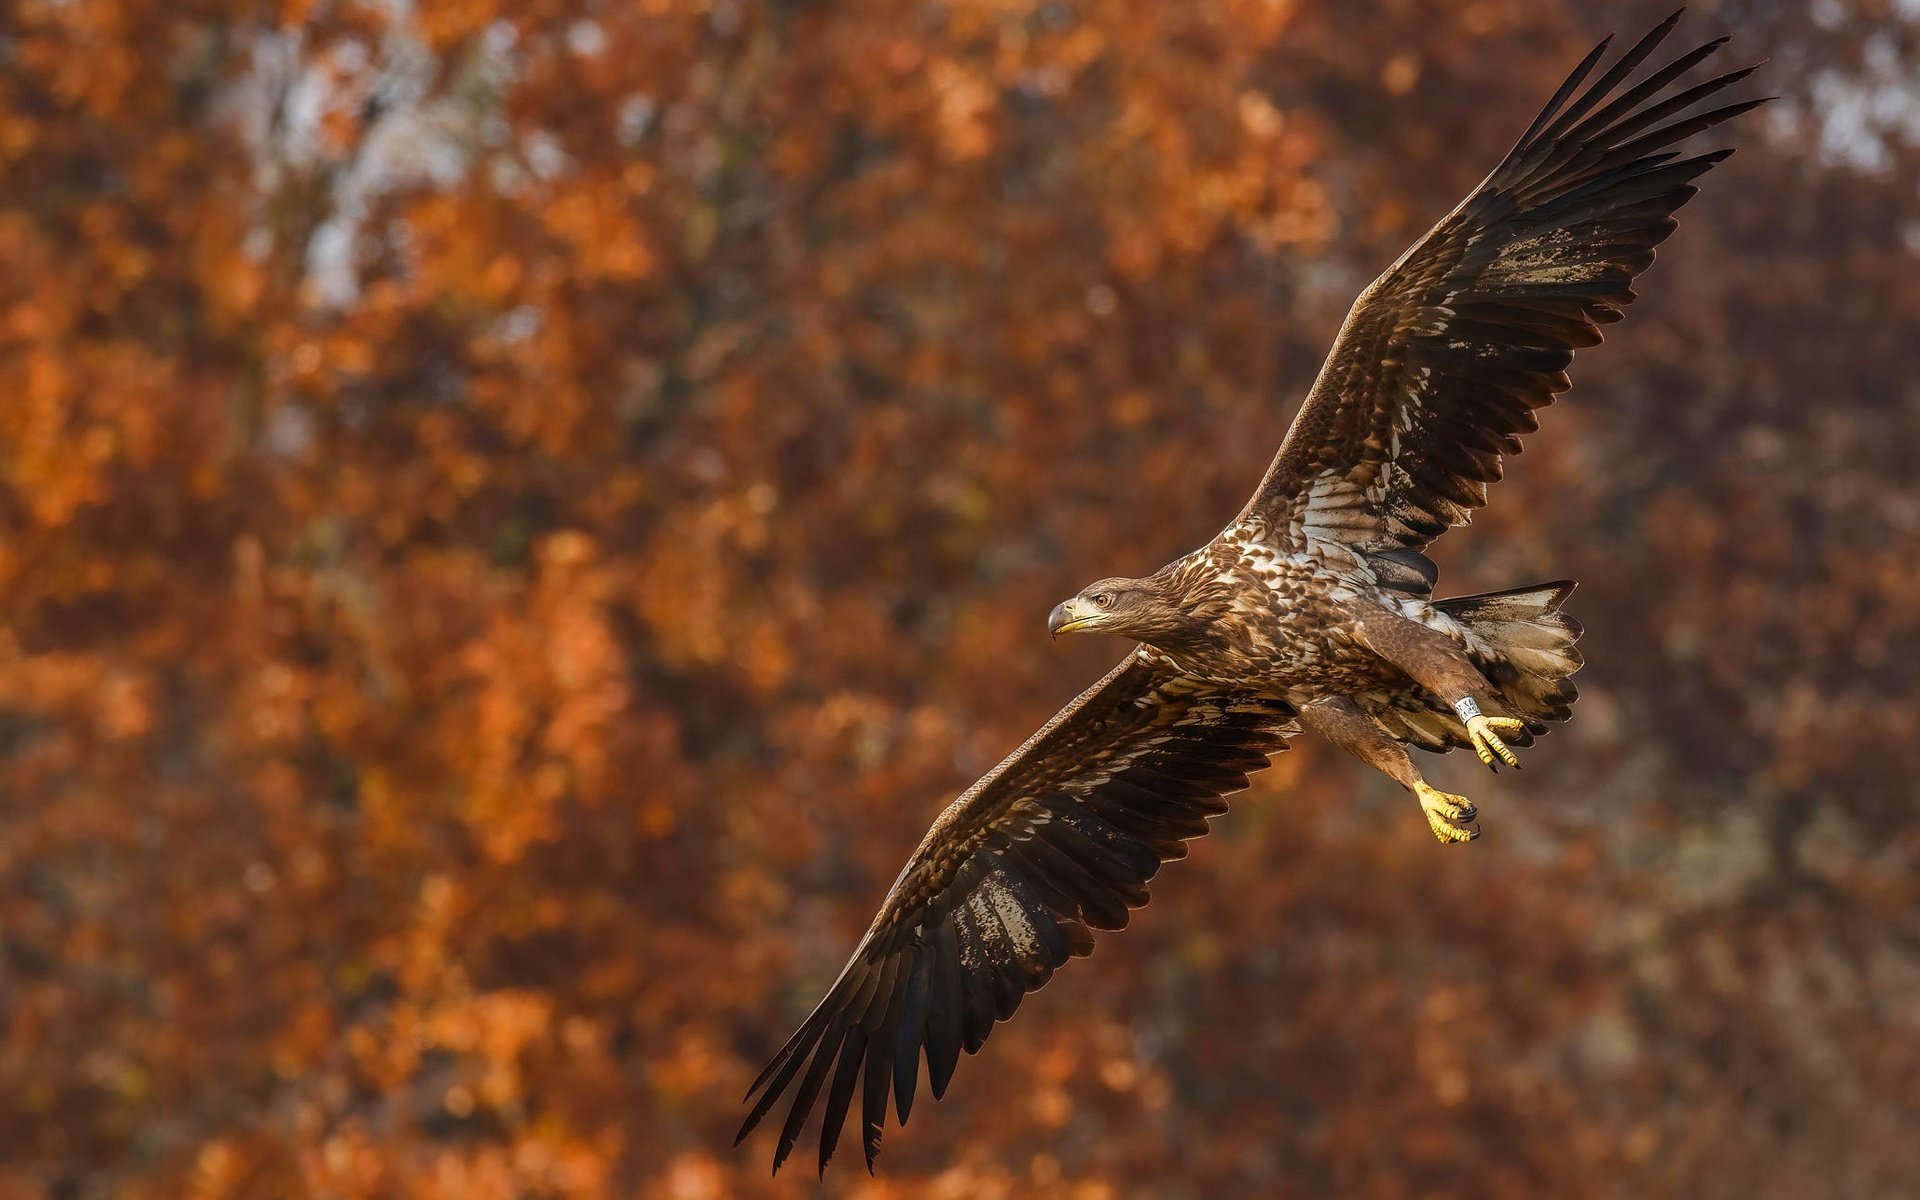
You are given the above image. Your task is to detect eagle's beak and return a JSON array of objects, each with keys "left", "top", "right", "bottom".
[{"left": 1048, "top": 598, "right": 1096, "bottom": 639}]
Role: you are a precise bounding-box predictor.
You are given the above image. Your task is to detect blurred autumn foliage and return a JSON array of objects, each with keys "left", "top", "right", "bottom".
[{"left": 2, "top": 0, "right": 1918, "bottom": 1195}]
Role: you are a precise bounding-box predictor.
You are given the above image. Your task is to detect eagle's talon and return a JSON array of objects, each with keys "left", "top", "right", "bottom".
[
  {"left": 1415, "top": 782, "right": 1480, "bottom": 844},
  {"left": 1428, "top": 814, "right": 1481, "bottom": 844},
  {"left": 1466, "top": 714, "right": 1524, "bottom": 772}
]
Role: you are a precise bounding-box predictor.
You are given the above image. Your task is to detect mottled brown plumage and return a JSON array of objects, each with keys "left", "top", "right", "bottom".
[{"left": 741, "top": 12, "right": 1764, "bottom": 1175}]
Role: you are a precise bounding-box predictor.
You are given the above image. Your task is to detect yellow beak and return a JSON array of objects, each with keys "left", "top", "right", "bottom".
[{"left": 1047, "top": 599, "right": 1098, "bottom": 638}]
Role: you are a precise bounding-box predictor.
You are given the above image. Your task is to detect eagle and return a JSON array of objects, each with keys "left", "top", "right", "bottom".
[{"left": 738, "top": 11, "right": 1764, "bottom": 1176}]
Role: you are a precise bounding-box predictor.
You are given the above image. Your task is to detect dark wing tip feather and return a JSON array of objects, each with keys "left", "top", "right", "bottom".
[
  {"left": 1534, "top": 11, "right": 1691, "bottom": 145},
  {"left": 1514, "top": 33, "right": 1615, "bottom": 149}
]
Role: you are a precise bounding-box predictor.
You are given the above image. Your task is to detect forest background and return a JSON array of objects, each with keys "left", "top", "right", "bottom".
[{"left": 2, "top": 0, "right": 1917, "bottom": 1195}]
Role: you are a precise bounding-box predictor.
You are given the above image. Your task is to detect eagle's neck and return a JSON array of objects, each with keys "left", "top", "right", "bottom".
[{"left": 1135, "top": 554, "right": 1244, "bottom": 656}]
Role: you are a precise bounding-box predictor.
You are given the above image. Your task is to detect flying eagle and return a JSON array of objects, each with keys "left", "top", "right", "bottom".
[{"left": 739, "top": 12, "right": 1764, "bottom": 1175}]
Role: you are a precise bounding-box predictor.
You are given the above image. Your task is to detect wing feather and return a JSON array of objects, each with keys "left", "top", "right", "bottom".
[
  {"left": 1238, "top": 14, "right": 1766, "bottom": 556},
  {"left": 736, "top": 653, "right": 1297, "bottom": 1174}
]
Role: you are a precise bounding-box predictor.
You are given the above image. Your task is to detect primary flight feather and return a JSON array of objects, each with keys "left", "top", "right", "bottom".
[{"left": 739, "top": 11, "right": 1766, "bottom": 1175}]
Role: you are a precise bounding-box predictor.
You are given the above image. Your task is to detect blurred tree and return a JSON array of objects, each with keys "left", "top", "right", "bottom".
[{"left": 0, "top": 1, "right": 1916, "bottom": 1197}]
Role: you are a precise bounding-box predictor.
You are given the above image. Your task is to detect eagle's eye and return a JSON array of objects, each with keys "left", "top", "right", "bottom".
[{"left": 1091, "top": 591, "right": 1115, "bottom": 609}]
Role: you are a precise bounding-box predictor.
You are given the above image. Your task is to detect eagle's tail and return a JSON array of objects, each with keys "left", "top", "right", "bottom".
[
  {"left": 1355, "top": 581, "right": 1584, "bottom": 754},
  {"left": 1441, "top": 580, "right": 1583, "bottom": 729}
]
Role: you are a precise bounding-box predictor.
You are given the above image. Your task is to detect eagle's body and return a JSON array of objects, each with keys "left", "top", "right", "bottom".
[
  {"left": 1144, "top": 528, "right": 1425, "bottom": 700},
  {"left": 740, "top": 13, "right": 1764, "bottom": 1177},
  {"left": 1077, "top": 519, "right": 1576, "bottom": 756}
]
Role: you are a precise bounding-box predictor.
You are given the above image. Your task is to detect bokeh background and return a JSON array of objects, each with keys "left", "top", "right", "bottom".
[{"left": 3, "top": 0, "right": 1918, "bottom": 1195}]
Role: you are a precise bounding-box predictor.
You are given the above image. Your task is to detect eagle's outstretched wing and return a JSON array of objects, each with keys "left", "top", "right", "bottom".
[
  {"left": 736, "top": 653, "right": 1297, "bottom": 1175},
  {"left": 1239, "top": 12, "right": 1765, "bottom": 556}
]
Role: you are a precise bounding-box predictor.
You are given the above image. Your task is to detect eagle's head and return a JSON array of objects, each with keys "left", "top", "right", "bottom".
[{"left": 1048, "top": 575, "right": 1193, "bottom": 646}]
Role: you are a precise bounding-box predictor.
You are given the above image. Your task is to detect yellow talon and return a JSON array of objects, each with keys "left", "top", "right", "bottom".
[
  {"left": 1466, "top": 714, "right": 1525, "bottom": 772},
  {"left": 1415, "top": 781, "right": 1479, "bottom": 844}
]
